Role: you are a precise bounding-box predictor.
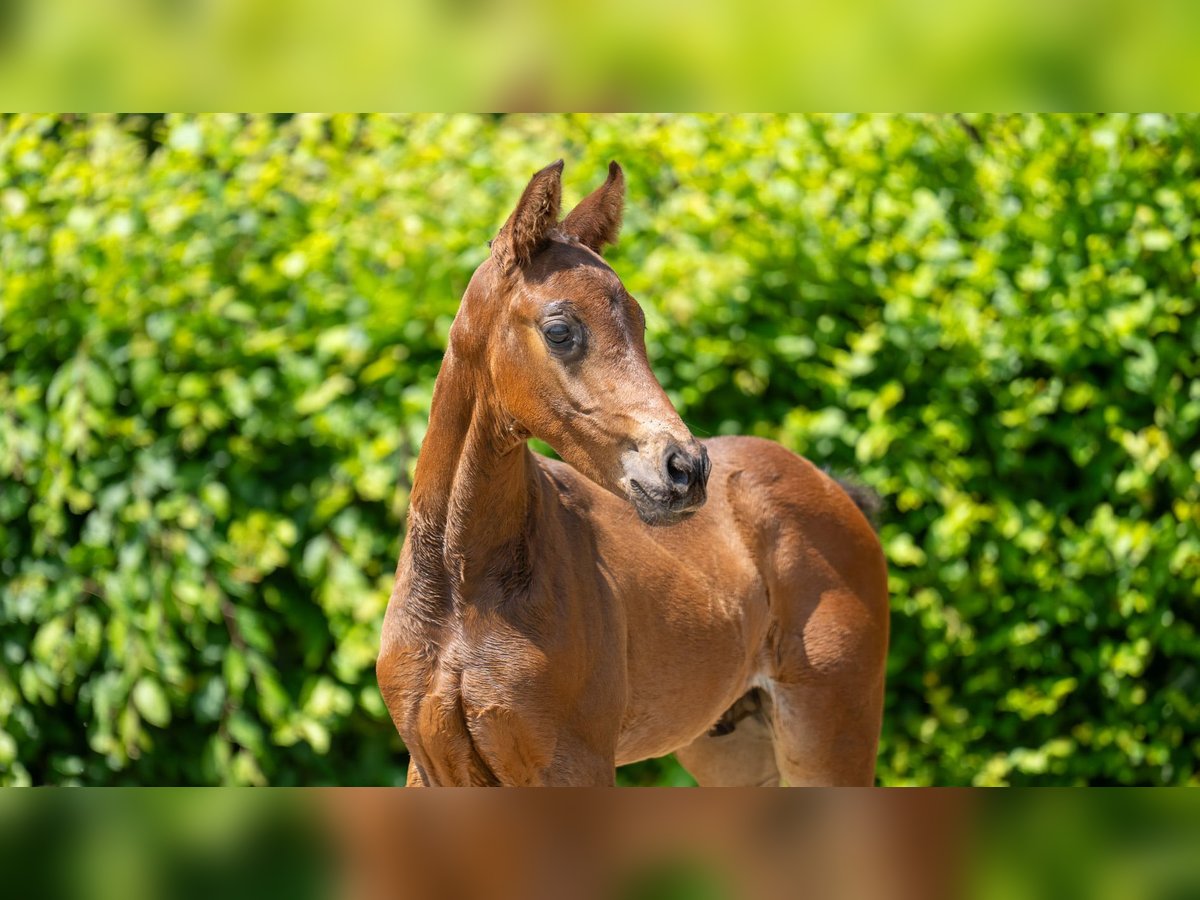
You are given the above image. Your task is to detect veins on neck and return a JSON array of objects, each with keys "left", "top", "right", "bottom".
[{"left": 405, "top": 350, "right": 537, "bottom": 605}]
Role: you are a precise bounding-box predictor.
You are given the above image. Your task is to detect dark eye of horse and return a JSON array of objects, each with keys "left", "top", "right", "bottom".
[{"left": 544, "top": 322, "right": 573, "bottom": 346}]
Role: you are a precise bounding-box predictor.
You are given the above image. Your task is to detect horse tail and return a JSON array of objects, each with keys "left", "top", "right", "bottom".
[{"left": 832, "top": 474, "right": 883, "bottom": 532}]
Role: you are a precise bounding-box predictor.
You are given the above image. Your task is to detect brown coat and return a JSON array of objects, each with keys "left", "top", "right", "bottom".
[{"left": 377, "top": 162, "right": 888, "bottom": 785}]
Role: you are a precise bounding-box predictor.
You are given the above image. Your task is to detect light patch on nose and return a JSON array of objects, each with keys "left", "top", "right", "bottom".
[{"left": 617, "top": 431, "right": 707, "bottom": 527}]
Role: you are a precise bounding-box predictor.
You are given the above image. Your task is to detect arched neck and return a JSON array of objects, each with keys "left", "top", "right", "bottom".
[{"left": 406, "top": 348, "right": 536, "bottom": 598}]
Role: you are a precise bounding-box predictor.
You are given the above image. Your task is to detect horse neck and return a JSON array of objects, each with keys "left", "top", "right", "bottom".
[{"left": 406, "top": 348, "right": 536, "bottom": 597}]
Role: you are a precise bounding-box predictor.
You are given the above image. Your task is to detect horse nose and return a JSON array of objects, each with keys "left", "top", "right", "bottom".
[{"left": 663, "top": 443, "right": 709, "bottom": 501}]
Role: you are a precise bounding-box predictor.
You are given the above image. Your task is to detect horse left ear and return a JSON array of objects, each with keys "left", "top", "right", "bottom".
[
  {"left": 562, "top": 161, "right": 625, "bottom": 254},
  {"left": 491, "top": 160, "right": 564, "bottom": 274}
]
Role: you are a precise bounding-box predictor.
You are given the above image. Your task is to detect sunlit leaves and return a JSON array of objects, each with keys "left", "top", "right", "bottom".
[{"left": 1, "top": 113, "right": 1197, "bottom": 786}]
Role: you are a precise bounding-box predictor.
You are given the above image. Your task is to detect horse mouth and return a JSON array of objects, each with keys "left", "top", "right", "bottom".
[{"left": 628, "top": 480, "right": 700, "bottom": 527}]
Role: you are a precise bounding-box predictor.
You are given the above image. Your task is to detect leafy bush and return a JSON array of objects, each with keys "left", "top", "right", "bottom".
[{"left": 1, "top": 114, "right": 1197, "bottom": 785}]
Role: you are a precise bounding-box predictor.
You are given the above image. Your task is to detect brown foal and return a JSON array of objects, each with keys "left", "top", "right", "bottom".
[{"left": 376, "top": 161, "right": 889, "bottom": 786}]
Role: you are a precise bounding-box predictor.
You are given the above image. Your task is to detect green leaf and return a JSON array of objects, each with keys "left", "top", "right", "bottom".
[{"left": 132, "top": 678, "right": 172, "bottom": 729}]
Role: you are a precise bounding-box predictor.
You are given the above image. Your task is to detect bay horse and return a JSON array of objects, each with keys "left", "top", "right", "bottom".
[{"left": 376, "top": 161, "right": 889, "bottom": 786}]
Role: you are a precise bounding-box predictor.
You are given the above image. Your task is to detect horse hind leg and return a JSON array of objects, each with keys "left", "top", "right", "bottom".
[
  {"left": 764, "top": 646, "right": 886, "bottom": 787},
  {"left": 766, "top": 585, "right": 887, "bottom": 786},
  {"left": 767, "top": 677, "right": 881, "bottom": 786},
  {"left": 674, "top": 688, "right": 780, "bottom": 787}
]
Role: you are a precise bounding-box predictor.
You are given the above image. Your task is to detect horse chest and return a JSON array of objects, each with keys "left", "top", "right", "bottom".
[{"left": 394, "top": 597, "right": 596, "bottom": 785}]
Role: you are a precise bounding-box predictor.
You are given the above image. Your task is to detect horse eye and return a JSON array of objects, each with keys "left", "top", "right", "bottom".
[{"left": 544, "top": 322, "right": 573, "bottom": 345}]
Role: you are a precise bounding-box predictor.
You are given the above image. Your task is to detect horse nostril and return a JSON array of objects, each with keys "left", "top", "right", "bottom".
[{"left": 665, "top": 449, "right": 693, "bottom": 489}]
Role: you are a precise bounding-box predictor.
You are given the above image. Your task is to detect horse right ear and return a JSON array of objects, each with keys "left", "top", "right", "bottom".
[
  {"left": 491, "top": 160, "right": 564, "bottom": 274},
  {"left": 562, "top": 161, "right": 625, "bottom": 254}
]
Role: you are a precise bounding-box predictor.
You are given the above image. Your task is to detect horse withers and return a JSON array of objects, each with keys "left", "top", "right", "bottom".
[{"left": 376, "top": 161, "right": 889, "bottom": 786}]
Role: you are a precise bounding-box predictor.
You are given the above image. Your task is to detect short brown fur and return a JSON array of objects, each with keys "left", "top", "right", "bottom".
[{"left": 377, "top": 161, "right": 889, "bottom": 786}]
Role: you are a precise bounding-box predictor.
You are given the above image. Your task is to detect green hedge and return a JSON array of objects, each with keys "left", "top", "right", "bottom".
[{"left": 1, "top": 114, "right": 1197, "bottom": 785}]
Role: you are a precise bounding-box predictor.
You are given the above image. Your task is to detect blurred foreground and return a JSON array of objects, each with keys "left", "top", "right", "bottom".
[
  {"left": 2, "top": 790, "right": 1198, "bottom": 900},
  {"left": 2, "top": 0, "right": 1199, "bottom": 107}
]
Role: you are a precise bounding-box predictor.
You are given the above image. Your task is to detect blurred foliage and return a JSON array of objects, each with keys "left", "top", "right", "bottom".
[
  {"left": 0, "top": 790, "right": 331, "bottom": 900},
  {"left": 1, "top": 113, "right": 1198, "bottom": 786},
  {"left": 6, "top": 0, "right": 1200, "bottom": 110},
  {"left": 975, "top": 791, "right": 1200, "bottom": 899}
]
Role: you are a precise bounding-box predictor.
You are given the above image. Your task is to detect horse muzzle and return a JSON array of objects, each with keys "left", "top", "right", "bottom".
[{"left": 624, "top": 440, "right": 710, "bottom": 526}]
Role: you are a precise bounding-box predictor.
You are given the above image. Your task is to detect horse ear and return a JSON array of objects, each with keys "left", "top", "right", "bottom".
[
  {"left": 491, "top": 160, "right": 564, "bottom": 273},
  {"left": 562, "top": 161, "right": 625, "bottom": 254}
]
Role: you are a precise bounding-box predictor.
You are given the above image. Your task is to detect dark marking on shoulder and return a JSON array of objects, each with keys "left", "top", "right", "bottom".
[{"left": 490, "top": 536, "right": 533, "bottom": 597}]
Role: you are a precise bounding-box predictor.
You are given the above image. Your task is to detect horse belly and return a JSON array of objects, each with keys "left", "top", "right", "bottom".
[{"left": 614, "top": 578, "right": 769, "bottom": 765}]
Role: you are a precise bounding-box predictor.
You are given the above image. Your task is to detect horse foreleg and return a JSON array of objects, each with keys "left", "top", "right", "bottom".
[{"left": 405, "top": 758, "right": 428, "bottom": 787}]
